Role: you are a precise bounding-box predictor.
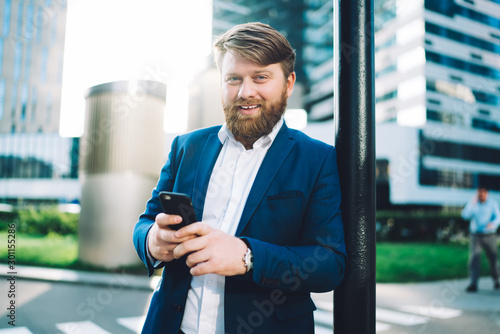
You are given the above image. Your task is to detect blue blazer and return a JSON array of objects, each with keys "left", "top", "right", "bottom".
[{"left": 133, "top": 123, "right": 346, "bottom": 334}]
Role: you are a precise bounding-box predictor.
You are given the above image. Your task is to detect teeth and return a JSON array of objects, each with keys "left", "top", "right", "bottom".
[{"left": 240, "top": 105, "right": 259, "bottom": 109}]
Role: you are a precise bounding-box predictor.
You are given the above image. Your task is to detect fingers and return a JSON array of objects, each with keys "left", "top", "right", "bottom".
[
  {"left": 147, "top": 223, "right": 175, "bottom": 262},
  {"left": 155, "top": 213, "right": 182, "bottom": 229},
  {"left": 175, "top": 229, "right": 248, "bottom": 277},
  {"left": 175, "top": 221, "right": 211, "bottom": 238},
  {"left": 148, "top": 213, "right": 196, "bottom": 262},
  {"left": 173, "top": 231, "right": 208, "bottom": 260}
]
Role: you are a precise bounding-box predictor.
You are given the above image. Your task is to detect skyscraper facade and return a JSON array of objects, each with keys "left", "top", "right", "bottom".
[
  {"left": 375, "top": 0, "right": 500, "bottom": 207},
  {"left": 0, "top": 0, "right": 78, "bottom": 205},
  {"left": 211, "top": 0, "right": 334, "bottom": 121}
]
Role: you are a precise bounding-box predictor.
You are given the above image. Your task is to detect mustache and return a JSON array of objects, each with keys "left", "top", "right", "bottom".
[{"left": 233, "top": 98, "right": 264, "bottom": 106}]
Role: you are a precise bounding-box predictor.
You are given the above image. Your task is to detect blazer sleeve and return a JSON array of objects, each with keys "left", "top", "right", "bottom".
[
  {"left": 133, "top": 136, "right": 179, "bottom": 276},
  {"left": 243, "top": 147, "right": 346, "bottom": 293}
]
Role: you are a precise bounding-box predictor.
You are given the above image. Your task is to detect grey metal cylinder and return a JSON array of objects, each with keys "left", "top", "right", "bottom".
[{"left": 79, "top": 80, "right": 166, "bottom": 268}]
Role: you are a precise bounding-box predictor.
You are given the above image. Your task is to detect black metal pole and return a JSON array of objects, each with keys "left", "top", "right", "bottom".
[{"left": 333, "top": 0, "right": 376, "bottom": 333}]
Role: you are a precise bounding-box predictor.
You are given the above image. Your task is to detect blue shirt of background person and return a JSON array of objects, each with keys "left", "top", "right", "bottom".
[{"left": 462, "top": 188, "right": 500, "bottom": 235}]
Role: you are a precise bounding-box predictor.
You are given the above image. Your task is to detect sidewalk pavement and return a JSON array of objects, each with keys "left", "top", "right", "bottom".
[
  {"left": 1, "top": 264, "right": 499, "bottom": 313},
  {"left": 376, "top": 277, "right": 500, "bottom": 313},
  {"left": 0, "top": 263, "right": 160, "bottom": 291}
]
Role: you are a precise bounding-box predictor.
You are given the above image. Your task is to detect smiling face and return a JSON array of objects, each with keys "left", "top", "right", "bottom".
[{"left": 221, "top": 51, "right": 295, "bottom": 143}]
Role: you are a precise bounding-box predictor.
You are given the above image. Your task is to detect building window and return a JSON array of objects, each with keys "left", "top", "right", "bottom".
[
  {"left": 420, "top": 132, "right": 500, "bottom": 165},
  {"left": 427, "top": 79, "right": 499, "bottom": 106},
  {"left": 375, "top": 36, "right": 396, "bottom": 52},
  {"left": 21, "top": 83, "right": 28, "bottom": 122},
  {"left": 420, "top": 166, "right": 499, "bottom": 191},
  {"left": 2, "top": 0, "right": 11, "bottom": 37},
  {"left": 426, "top": 51, "right": 500, "bottom": 80},
  {"left": 0, "top": 38, "right": 3, "bottom": 76},
  {"left": 425, "top": 22, "right": 500, "bottom": 54},
  {"left": 472, "top": 90, "right": 500, "bottom": 106},
  {"left": 376, "top": 64, "right": 397, "bottom": 79},
  {"left": 437, "top": 170, "right": 473, "bottom": 189},
  {"left": 472, "top": 118, "right": 500, "bottom": 134},
  {"left": 426, "top": 109, "right": 463, "bottom": 126},
  {"left": 25, "top": 0, "right": 35, "bottom": 41},
  {"left": 11, "top": 84, "right": 18, "bottom": 121},
  {"left": 376, "top": 89, "right": 397, "bottom": 103},
  {"left": 16, "top": 0, "right": 24, "bottom": 39},
  {"left": 40, "top": 47, "right": 48, "bottom": 82},
  {"left": 425, "top": 0, "right": 500, "bottom": 29},
  {"left": 31, "top": 86, "right": 37, "bottom": 121},
  {"left": 13, "top": 42, "right": 23, "bottom": 81},
  {"left": 478, "top": 174, "right": 500, "bottom": 191},
  {"left": 0, "top": 79, "right": 5, "bottom": 120},
  {"left": 46, "top": 92, "right": 52, "bottom": 124},
  {"left": 24, "top": 43, "right": 32, "bottom": 80},
  {"left": 36, "top": 5, "right": 44, "bottom": 43},
  {"left": 470, "top": 53, "right": 482, "bottom": 61}
]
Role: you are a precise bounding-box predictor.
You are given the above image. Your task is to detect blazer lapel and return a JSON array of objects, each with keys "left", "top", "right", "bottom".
[
  {"left": 192, "top": 132, "right": 223, "bottom": 221},
  {"left": 236, "top": 124, "right": 295, "bottom": 236}
]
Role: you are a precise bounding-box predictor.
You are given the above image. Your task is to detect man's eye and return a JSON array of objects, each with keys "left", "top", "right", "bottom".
[
  {"left": 256, "top": 75, "right": 267, "bottom": 80},
  {"left": 227, "top": 77, "right": 240, "bottom": 82}
]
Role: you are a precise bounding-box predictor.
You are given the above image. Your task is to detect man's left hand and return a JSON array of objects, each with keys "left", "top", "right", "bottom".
[{"left": 173, "top": 222, "right": 248, "bottom": 276}]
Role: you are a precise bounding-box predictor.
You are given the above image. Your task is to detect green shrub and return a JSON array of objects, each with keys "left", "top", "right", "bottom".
[
  {"left": 0, "top": 211, "right": 17, "bottom": 226},
  {"left": 376, "top": 210, "right": 470, "bottom": 242},
  {"left": 0, "top": 206, "right": 79, "bottom": 235}
]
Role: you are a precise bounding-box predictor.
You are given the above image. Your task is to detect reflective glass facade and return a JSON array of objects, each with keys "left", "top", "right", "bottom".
[
  {"left": 425, "top": 0, "right": 500, "bottom": 29},
  {"left": 0, "top": 0, "right": 67, "bottom": 134},
  {"left": 0, "top": 0, "right": 76, "bottom": 204},
  {"left": 212, "top": 0, "right": 334, "bottom": 121},
  {"left": 375, "top": 0, "right": 500, "bottom": 204}
]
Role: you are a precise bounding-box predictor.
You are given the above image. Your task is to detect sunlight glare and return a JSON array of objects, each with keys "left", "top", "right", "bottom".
[{"left": 59, "top": 0, "right": 213, "bottom": 137}]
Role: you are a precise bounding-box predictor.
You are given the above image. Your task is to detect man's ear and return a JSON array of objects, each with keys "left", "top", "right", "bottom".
[{"left": 286, "top": 72, "right": 296, "bottom": 98}]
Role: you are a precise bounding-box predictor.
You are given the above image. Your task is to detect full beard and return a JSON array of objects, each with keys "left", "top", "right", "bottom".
[{"left": 223, "top": 88, "right": 288, "bottom": 141}]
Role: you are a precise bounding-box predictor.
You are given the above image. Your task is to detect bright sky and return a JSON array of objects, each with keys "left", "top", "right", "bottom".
[{"left": 59, "top": 0, "right": 213, "bottom": 137}]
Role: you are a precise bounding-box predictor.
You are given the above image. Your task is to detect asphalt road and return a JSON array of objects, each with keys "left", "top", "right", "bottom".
[{"left": 0, "top": 274, "right": 499, "bottom": 333}]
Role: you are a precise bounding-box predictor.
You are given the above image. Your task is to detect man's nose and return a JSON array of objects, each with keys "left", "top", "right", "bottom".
[{"left": 238, "top": 79, "right": 257, "bottom": 99}]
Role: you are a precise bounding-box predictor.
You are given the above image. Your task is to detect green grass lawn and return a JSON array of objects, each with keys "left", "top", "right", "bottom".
[
  {"left": 0, "top": 232, "right": 145, "bottom": 273},
  {"left": 376, "top": 242, "right": 498, "bottom": 282},
  {"left": 0, "top": 232, "right": 78, "bottom": 268},
  {"left": 1, "top": 233, "right": 498, "bottom": 282}
]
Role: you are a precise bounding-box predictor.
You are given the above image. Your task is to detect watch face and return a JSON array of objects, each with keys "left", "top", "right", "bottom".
[{"left": 244, "top": 248, "right": 253, "bottom": 271}]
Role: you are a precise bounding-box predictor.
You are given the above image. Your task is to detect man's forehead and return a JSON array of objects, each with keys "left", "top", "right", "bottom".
[{"left": 221, "top": 52, "right": 281, "bottom": 74}]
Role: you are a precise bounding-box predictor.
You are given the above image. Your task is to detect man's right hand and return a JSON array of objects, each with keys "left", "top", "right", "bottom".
[{"left": 147, "top": 213, "right": 195, "bottom": 263}]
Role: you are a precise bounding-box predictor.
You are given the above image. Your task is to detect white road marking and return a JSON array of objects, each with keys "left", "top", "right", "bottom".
[
  {"left": 376, "top": 307, "right": 429, "bottom": 326},
  {"left": 56, "top": 321, "right": 111, "bottom": 334},
  {"left": 398, "top": 305, "right": 462, "bottom": 319},
  {"left": 117, "top": 316, "right": 146, "bottom": 333}
]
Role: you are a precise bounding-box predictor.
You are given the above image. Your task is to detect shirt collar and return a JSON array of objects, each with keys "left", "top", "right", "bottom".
[{"left": 218, "top": 117, "right": 284, "bottom": 150}]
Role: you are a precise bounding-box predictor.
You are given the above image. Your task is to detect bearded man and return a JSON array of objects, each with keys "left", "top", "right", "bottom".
[{"left": 133, "top": 22, "right": 346, "bottom": 334}]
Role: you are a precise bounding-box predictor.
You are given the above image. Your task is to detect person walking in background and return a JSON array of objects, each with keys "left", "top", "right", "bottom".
[{"left": 461, "top": 186, "right": 500, "bottom": 292}]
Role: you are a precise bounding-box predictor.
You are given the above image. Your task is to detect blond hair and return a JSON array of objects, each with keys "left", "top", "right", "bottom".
[{"left": 213, "top": 22, "right": 296, "bottom": 79}]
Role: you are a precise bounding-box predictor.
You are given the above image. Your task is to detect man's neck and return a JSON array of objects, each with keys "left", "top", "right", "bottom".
[{"left": 235, "top": 136, "right": 258, "bottom": 150}]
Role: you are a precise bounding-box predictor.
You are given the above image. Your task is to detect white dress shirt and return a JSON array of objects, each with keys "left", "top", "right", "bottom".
[{"left": 180, "top": 118, "right": 283, "bottom": 334}]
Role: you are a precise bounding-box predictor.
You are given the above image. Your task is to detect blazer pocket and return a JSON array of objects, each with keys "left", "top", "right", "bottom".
[
  {"left": 267, "top": 190, "right": 304, "bottom": 201},
  {"left": 274, "top": 297, "right": 316, "bottom": 321}
]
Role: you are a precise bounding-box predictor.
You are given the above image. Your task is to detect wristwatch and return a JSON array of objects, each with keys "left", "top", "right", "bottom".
[{"left": 243, "top": 247, "right": 254, "bottom": 273}]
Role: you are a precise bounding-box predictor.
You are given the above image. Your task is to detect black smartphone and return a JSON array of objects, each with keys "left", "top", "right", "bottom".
[{"left": 158, "top": 191, "right": 197, "bottom": 230}]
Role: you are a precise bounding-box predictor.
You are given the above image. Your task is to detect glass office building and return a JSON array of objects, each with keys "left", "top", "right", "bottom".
[
  {"left": 375, "top": 0, "right": 500, "bottom": 207},
  {"left": 0, "top": 0, "right": 78, "bottom": 205},
  {"left": 212, "top": 0, "right": 334, "bottom": 121}
]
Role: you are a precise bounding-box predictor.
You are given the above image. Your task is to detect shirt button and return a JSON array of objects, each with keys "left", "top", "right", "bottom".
[
  {"left": 173, "top": 304, "right": 183, "bottom": 312},
  {"left": 207, "top": 280, "right": 214, "bottom": 287}
]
